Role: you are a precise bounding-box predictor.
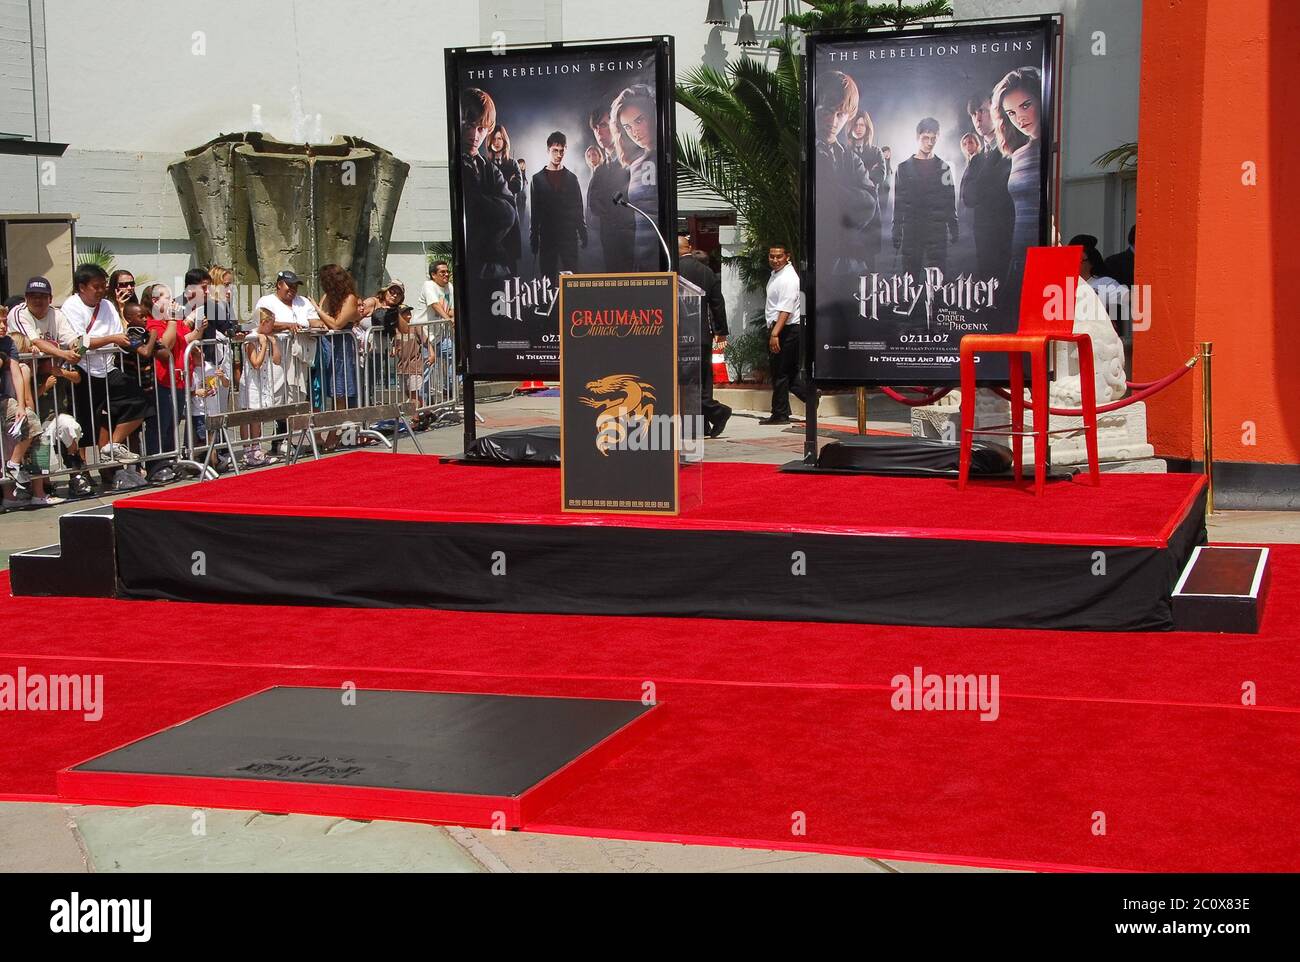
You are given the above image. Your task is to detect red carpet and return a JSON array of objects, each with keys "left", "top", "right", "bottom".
[
  {"left": 2, "top": 540, "right": 1298, "bottom": 872},
  {"left": 116, "top": 452, "right": 1204, "bottom": 546}
]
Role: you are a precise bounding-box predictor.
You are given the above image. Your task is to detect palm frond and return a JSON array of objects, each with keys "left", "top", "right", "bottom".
[
  {"left": 75, "top": 241, "right": 116, "bottom": 274},
  {"left": 1093, "top": 142, "right": 1137, "bottom": 172},
  {"left": 782, "top": 0, "right": 953, "bottom": 31}
]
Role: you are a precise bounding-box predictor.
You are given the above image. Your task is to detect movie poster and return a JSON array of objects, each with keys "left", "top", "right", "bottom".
[
  {"left": 446, "top": 40, "right": 675, "bottom": 378},
  {"left": 808, "top": 21, "right": 1057, "bottom": 385}
]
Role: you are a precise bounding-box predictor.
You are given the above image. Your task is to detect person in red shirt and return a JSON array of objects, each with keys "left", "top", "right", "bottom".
[{"left": 141, "top": 283, "right": 207, "bottom": 479}]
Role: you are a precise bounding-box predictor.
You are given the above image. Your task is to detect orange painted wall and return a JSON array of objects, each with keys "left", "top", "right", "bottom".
[{"left": 1135, "top": 0, "right": 1300, "bottom": 466}]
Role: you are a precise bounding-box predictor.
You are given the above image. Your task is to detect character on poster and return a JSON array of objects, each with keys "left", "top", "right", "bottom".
[
  {"left": 586, "top": 104, "right": 636, "bottom": 271},
  {"left": 611, "top": 84, "right": 662, "bottom": 268},
  {"left": 992, "top": 66, "right": 1044, "bottom": 275},
  {"left": 815, "top": 72, "right": 878, "bottom": 276},
  {"left": 485, "top": 125, "right": 526, "bottom": 276},
  {"left": 530, "top": 131, "right": 588, "bottom": 289},
  {"left": 891, "top": 117, "right": 958, "bottom": 278},
  {"left": 845, "top": 110, "right": 887, "bottom": 272},
  {"left": 878, "top": 145, "right": 894, "bottom": 232},
  {"left": 460, "top": 88, "right": 519, "bottom": 282},
  {"left": 960, "top": 93, "right": 1015, "bottom": 283}
]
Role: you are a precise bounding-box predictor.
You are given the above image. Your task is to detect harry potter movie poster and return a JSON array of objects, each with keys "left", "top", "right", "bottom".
[
  {"left": 446, "top": 39, "right": 675, "bottom": 378},
  {"left": 807, "top": 20, "right": 1057, "bottom": 385}
]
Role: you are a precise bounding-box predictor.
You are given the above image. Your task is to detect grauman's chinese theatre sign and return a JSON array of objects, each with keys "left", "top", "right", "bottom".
[{"left": 559, "top": 273, "right": 680, "bottom": 515}]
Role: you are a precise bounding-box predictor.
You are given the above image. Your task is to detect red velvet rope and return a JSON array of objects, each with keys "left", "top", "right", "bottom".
[
  {"left": 879, "top": 386, "right": 953, "bottom": 406},
  {"left": 989, "top": 357, "right": 1198, "bottom": 416}
]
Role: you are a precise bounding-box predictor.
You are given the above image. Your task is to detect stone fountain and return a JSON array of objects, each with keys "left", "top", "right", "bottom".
[{"left": 169, "top": 132, "right": 409, "bottom": 297}]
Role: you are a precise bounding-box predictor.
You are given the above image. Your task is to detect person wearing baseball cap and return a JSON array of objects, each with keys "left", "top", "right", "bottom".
[
  {"left": 253, "top": 268, "right": 324, "bottom": 425},
  {"left": 4, "top": 277, "right": 93, "bottom": 498},
  {"left": 253, "top": 268, "right": 321, "bottom": 335},
  {"left": 5, "top": 276, "right": 79, "bottom": 364}
]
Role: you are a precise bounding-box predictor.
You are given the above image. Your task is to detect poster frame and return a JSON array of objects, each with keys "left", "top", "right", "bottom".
[
  {"left": 802, "top": 15, "right": 1063, "bottom": 391},
  {"left": 444, "top": 36, "right": 678, "bottom": 407}
]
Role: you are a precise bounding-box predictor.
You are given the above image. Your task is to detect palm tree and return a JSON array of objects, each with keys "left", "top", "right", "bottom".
[
  {"left": 676, "top": 47, "right": 803, "bottom": 290},
  {"left": 675, "top": 1, "right": 953, "bottom": 289}
]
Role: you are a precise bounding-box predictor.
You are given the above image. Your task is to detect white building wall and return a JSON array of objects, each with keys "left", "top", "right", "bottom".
[
  {"left": 953, "top": 0, "right": 1142, "bottom": 251},
  {"left": 3, "top": 0, "right": 1141, "bottom": 297}
]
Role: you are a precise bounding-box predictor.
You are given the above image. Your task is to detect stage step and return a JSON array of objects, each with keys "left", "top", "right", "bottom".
[
  {"left": 1172, "top": 545, "right": 1270, "bottom": 633},
  {"left": 9, "top": 505, "right": 118, "bottom": 598}
]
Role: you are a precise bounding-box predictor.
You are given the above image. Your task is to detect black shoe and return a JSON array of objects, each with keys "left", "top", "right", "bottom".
[
  {"left": 759, "top": 415, "right": 792, "bottom": 425},
  {"left": 707, "top": 407, "right": 732, "bottom": 438},
  {"left": 149, "top": 466, "right": 179, "bottom": 484}
]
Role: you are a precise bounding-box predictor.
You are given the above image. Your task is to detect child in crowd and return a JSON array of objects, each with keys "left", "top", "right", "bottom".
[
  {"left": 391, "top": 305, "right": 429, "bottom": 427},
  {"left": 240, "top": 308, "right": 283, "bottom": 467},
  {"left": 190, "top": 332, "right": 231, "bottom": 449},
  {"left": 119, "top": 302, "right": 164, "bottom": 484}
]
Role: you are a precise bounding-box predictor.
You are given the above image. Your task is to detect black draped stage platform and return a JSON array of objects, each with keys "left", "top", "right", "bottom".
[{"left": 16, "top": 453, "right": 1207, "bottom": 631}]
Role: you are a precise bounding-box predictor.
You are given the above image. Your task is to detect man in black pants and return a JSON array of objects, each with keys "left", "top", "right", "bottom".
[
  {"left": 530, "top": 130, "right": 587, "bottom": 289},
  {"left": 676, "top": 232, "right": 731, "bottom": 438},
  {"left": 893, "top": 117, "right": 958, "bottom": 278},
  {"left": 760, "top": 244, "right": 805, "bottom": 425}
]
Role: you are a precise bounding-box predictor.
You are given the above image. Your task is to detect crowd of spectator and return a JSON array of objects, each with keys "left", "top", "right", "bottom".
[{"left": 1, "top": 261, "right": 456, "bottom": 510}]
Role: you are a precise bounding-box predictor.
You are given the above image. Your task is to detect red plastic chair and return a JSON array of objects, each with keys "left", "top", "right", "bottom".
[{"left": 957, "top": 245, "right": 1100, "bottom": 496}]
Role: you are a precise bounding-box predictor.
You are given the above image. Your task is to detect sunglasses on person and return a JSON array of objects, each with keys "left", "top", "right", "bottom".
[{"left": 116, "top": 281, "right": 136, "bottom": 289}]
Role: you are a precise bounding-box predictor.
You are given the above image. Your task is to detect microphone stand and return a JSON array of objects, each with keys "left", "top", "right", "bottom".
[{"left": 615, "top": 193, "right": 672, "bottom": 269}]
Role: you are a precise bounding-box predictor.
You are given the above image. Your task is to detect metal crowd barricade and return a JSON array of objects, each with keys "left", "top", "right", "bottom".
[
  {"left": 357, "top": 317, "right": 462, "bottom": 427},
  {"left": 179, "top": 332, "right": 298, "bottom": 475},
  {"left": 175, "top": 323, "right": 433, "bottom": 481},
  {"left": 3, "top": 317, "right": 469, "bottom": 503},
  {"left": 411, "top": 318, "right": 462, "bottom": 425},
  {"left": 4, "top": 339, "right": 190, "bottom": 500}
]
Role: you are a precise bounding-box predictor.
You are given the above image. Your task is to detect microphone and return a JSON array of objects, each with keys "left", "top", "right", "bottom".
[{"left": 611, "top": 192, "right": 671, "bottom": 268}]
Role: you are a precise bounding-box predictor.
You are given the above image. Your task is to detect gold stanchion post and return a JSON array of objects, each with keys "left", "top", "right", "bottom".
[
  {"left": 857, "top": 386, "right": 867, "bottom": 435},
  {"left": 1200, "top": 341, "right": 1214, "bottom": 516}
]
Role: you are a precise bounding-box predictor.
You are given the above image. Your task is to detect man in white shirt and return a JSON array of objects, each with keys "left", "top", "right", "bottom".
[
  {"left": 415, "top": 261, "right": 455, "bottom": 326},
  {"left": 761, "top": 244, "right": 805, "bottom": 425},
  {"left": 253, "top": 269, "right": 321, "bottom": 330},
  {"left": 253, "top": 270, "right": 322, "bottom": 407},
  {"left": 416, "top": 261, "right": 456, "bottom": 391},
  {"left": 61, "top": 263, "right": 153, "bottom": 467}
]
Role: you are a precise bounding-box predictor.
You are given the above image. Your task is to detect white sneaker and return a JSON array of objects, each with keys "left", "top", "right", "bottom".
[
  {"left": 30, "top": 494, "right": 66, "bottom": 507},
  {"left": 4, "top": 461, "right": 29, "bottom": 484},
  {"left": 100, "top": 442, "right": 140, "bottom": 463}
]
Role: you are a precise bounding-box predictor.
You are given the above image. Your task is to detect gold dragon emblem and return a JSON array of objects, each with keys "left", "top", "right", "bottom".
[{"left": 579, "top": 374, "right": 657, "bottom": 456}]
